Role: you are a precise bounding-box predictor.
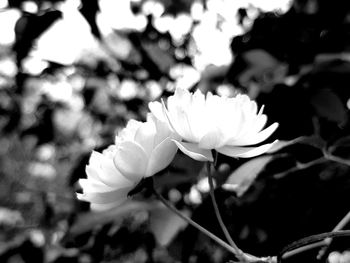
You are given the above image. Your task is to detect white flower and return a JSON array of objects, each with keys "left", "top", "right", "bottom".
[
  {"left": 149, "top": 88, "right": 278, "bottom": 162},
  {"left": 77, "top": 114, "right": 178, "bottom": 210}
]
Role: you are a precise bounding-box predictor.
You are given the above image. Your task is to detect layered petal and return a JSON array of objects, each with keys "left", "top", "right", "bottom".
[
  {"left": 87, "top": 151, "right": 133, "bottom": 188},
  {"left": 198, "top": 128, "right": 223, "bottom": 149},
  {"left": 134, "top": 120, "right": 156, "bottom": 156},
  {"left": 227, "top": 122, "right": 279, "bottom": 146},
  {"left": 148, "top": 101, "right": 167, "bottom": 123},
  {"left": 113, "top": 141, "right": 148, "bottom": 182},
  {"left": 78, "top": 178, "right": 115, "bottom": 193},
  {"left": 79, "top": 112, "right": 178, "bottom": 211},
  {"left": 145, "top": 137, "right": 178, "bottom": 177},
  {"left": 216, "top": 140, "right": 278, "bottom": 158},
  {"left": 154, "top": 87, "right": 279, "bottom": 162},
  {"left": 173, "top": 140, "right": 213, "bottom": 162}
]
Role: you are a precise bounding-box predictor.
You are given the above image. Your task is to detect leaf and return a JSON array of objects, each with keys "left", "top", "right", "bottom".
[
  {"left": 222, "top": 155, "right": 273, "bottom": 197},
  {"left": 149, "top": 205, "right": 189, "bottom": 246},
  {"left": 68, "top": 201, "right": 153, "bottom": 236},
  {"left": 310, "top": 89, "right": 348, "bottom": 125}
]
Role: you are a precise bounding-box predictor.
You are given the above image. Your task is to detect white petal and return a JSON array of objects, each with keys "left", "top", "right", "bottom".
[
  {"left": 168, "top": 108, "right": 195, "bottom": 142},
  {"left": 217, "top": 140, "right": 278, "bottom": 158},
  {"left": 85, "top": 163, "right": 101, "bottom": 181},
  {"left": 113, "top": 141, "right": 148, "bottom": 182},
  {"left": 79, "top": 178, "right": 115, "bottom": 193},
  {"left": 117, "top": 119, "right": 142, "bottom": 142},
  {"left": 228, "top": 122, "right": 279, "bottom": 146},
  {"left": 145, "top": 137, "right": 178, "bottom": 177},
  {"left": 198, "top": 129, "right": 222, "bottom": 149},
  {"left": 88, "top": 152, "right": 133, "bottom": 188},
  {"left": 148, "top": 101, "right": 167, "bottom": 122},
  {"left": 252, "top": 114, "right": 268, "bottom": 133},
  {"left": 173, "top": 140, "right": 213, "bottom": 162},
  {"left": 166, "top": 89, "right": 196, "bottom": 142},
  {"left": 188, "top": 90, "right": 207, "bottom": 138},
  {"left": 161, "top": 99, "right": 179, "bottom": 133},
  {"left": 134, "top": 120, "right": 156, "bottom": 156},
  {"left": 149, "top": 113, "right": 179, "bottom": 145}
]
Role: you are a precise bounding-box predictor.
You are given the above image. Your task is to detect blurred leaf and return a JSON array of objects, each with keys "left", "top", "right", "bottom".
[
  {"left": 68, "top": 201, "right": 154, "bottom": 236},
  {"left": 149, "top": 205, "right": 189, "bottom": 246},
  {"left": 223, "top": 155, "right": 273, "bottom": 197},
  {"left": 310, "top": 89, "right": 348, "bottom": 125}
]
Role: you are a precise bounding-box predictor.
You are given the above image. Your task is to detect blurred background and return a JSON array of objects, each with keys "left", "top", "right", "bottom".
[{"left": 0, "top": 0, "right": 350, "bottom": 262}]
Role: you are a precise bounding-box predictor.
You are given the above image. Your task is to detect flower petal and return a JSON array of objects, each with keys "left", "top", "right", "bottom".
[
  {"left": 217, "top": 140, "right": 278, "bottom": 158},
  {"left": 88, "top": 152, "right": 133, "bottom": 188},
  {"left": 134, "top": 120, "right": 156, "bottom": 156},
  {"left": 79, "top": 178, "right": 115, "bottom": 193},
  {"left": 116, "top": 119, "right": 142, "bottom": 143},
  {"left": 228, "top": 122, "right": 279, "bottom": 146},
  {"left": 113, "top": 141, "right": 148, "bottom": 182},
  {"left": 145, "top": 137, "right": 178, "bottom": 177},
  {"left": 198, "top": 128, "right": 222, "bottom": 149},
  {"left": 166, "top": 89, "right": 196, "bottom": 142},
  {"left": 173, "top": 140, "right": 213, "bottom": 162},
  {"left": 149, "top": 101, "right": 167, "bottom": 122}
]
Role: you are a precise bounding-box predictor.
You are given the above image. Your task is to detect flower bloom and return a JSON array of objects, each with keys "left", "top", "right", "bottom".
[
  {"left": 149, "top": 88, "right": 278, "bottom": 162},
  {"left": 77, "top": 114, "right": 178, "bottom": 210}
]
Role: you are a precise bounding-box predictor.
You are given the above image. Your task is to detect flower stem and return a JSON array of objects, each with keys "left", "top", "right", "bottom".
[
  {"left": 151, "top": 188, "right": 238, "bottom": 256},
  {"left": 206, "top": 162, "right": 246, "bottom": 262},
  {"left": 152, "top": 184, "right": 274, "bottom": 263}
]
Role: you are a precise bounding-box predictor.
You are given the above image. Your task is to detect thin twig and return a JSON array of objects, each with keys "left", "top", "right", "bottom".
[
  {"left": 151, "top": 187, "right": 238, "bottom": 256},
  {"left": 206, "top": 162, "right": 243, "bottom": 255},
  {"left": 324, "top": 153, "right": 350, "bottom": 166},
  {"left": 273, "top": 157, "right": 326, "bottom": 179},
  {"left": 278, "top": 231, "right": 350, "bottom": 263},
  {"left": 152, "top": 187, "right": 274, "bottom": 263},
  {"left": 316, "top": 209, "right": 350, "bottom": 260}
]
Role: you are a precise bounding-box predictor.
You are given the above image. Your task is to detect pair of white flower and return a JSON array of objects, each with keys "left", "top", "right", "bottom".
[{"left": 77, "top": 87, "right": 278, "bottom": 210}]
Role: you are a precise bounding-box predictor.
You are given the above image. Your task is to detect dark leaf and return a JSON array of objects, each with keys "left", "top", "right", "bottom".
[{"left": 310, "top": 89, "right": 348, "bottom": 125}]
